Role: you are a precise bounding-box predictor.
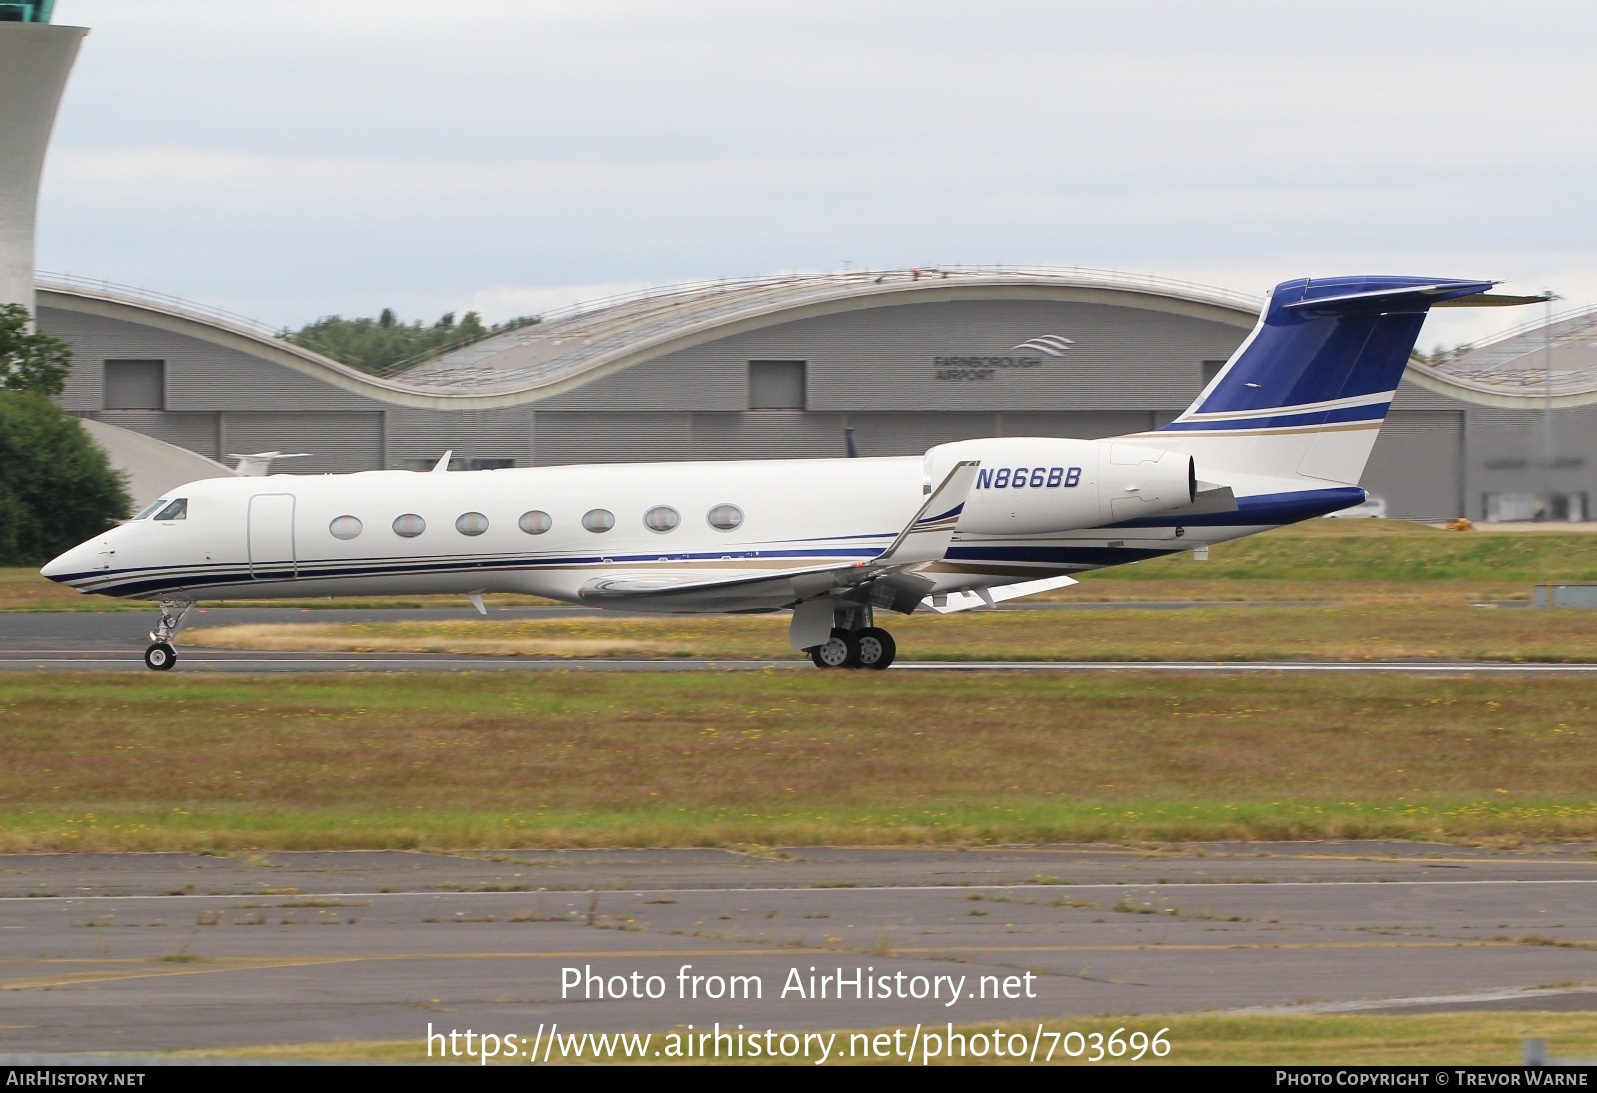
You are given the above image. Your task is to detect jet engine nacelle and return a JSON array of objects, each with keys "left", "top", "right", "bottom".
[{"left": 924, "top": 437, "right": 1197, "bottom": 535}]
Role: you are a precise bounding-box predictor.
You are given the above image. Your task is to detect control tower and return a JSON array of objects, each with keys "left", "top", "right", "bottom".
[{"left": 0, "top": 1, "right": 86, "bottom": 314}]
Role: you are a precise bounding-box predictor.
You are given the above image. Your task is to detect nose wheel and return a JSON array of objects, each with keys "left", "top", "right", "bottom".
[{"left": 143, "top": 598, "right": 195, "bottom": 671}]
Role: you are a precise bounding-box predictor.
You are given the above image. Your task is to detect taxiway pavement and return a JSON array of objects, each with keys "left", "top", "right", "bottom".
[{"left": 1, "top": 844, "right": 1594, "bottom": 1054}]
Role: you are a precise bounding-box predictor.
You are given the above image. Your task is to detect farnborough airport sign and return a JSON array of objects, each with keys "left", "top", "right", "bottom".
[{"left": 932, "top": 335, "right": 1072, "bottom": 382}]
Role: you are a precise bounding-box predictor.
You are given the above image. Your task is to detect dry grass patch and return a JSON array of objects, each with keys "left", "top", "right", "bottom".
[
  {"left": 185, "top": 601, "right": 1597, "bottom": 663},
  {"left": 1, "top": 671, "right": 1595, "bottom": 850},
  {"left": 165, "top": 1012, "right": 1597, "bottom": 1065}
]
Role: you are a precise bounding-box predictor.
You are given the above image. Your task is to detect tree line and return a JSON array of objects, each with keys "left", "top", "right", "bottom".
[{"left": 283, "top": 308, "right": 540, "bottom": 375}]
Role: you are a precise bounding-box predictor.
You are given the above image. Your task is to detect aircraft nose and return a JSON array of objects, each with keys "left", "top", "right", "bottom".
[{"left": 40, "top": 540, "right": 98, "bottom": 583}]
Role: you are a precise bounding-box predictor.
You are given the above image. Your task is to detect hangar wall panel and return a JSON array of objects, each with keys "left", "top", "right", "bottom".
[
  {"left": 221, "top": 413, "right": 383, "bottom": 474},
  {"left": 998, "top": 412, "right": 1159, "bottom": 439},
  {"left": 384, "top": 407, "right": 534, "bottom": 468},
  {"left": 543, "top": 299, "right": 1244, "bottom": 415},
  {"left": 534, "top": 413, "right": 693, "bottom": 465},
  {"left": 1391, "top": 378, "right": 1467, "bottom": 411},
  {"left": 690, "top": 411, "right": 850, "bottom": 461},
  {"left": 803, "top": 301, "right": 1238, "bottom": 411},
  {"left": 39, "top": 308, "right": 380, "bottom": 413},
  {"left": 1362, "top": 411, "right": 1465, "bottom": 522},
  {"left": 1462, "top": 404, "right": 1597, "bottom": 520},
  {"left": 843, "top": 412, "right": 1000, "bottom": 457},
  {"left": 537, "top": 356, "right": 745, "bottom": 411},
  {"left": 97, "top": 410, "right": 220, "bottom": 460}
]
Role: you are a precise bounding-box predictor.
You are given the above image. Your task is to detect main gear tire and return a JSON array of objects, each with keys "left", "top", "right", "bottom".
[
  {"left": 855, "top": 627, "right": 896, "bottom": 670},
  {"left": 808, "top": 628, "right": 860, "bottom": 669}
]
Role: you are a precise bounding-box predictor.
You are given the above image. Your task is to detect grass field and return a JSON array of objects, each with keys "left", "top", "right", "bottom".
[
  {"left": 175, "top": 1012, "right": 1597, "bottom": 1065},
  {"left": 2, "top": 671, "right": 1595, "bottom": 851}
]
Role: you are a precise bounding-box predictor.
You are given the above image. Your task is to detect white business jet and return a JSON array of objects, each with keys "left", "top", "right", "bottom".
[{"left": 41, "top": 275, "right": 1517, "bottom": 671}]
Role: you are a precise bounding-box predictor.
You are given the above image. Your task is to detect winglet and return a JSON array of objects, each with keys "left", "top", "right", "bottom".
[
  {"left": 875, "top": 460, "right": 979, "bottom": 567},
  {"left": 431, "top": 450, "right": 453, "bottom": 473}
]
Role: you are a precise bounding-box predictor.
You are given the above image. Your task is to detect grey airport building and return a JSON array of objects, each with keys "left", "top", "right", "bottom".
[
  {"left": 34, "top": 267, "right": 1597, "bottom": 524},
  {"left": 6, "top": 6, "right": 1597, "bottom": 523}
]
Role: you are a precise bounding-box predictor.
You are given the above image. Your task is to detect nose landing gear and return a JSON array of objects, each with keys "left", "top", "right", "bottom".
[{"left": 144, "top": 598, "right": 195, "bottom": 671}]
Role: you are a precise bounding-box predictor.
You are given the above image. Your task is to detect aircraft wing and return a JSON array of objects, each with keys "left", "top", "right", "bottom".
[{"left": 574, "top": 461, "right": 981, "bottom": 614}]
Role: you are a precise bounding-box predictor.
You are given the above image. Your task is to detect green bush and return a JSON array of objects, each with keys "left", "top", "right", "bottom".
[
  {"left": 0, "top": 302, "right": 72, "bottom": 396},
  {"left": 0, "top": 392, "right": 131, "bottom": 566}
]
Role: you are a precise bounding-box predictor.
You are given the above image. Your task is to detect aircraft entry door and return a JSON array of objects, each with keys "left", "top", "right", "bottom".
[{"left": 248, "top": 494, "right": 297, "bottom": 579}]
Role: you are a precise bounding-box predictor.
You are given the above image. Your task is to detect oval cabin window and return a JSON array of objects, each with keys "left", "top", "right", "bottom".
[
  {"left": 455, "top": 512, "right": 489, "bottom": 536},
  {"left": 643, "top": 505, "right": 680, "bottom": 532},
  {"left": 518, "top": 510, "right": 552, "bottom": 535},
  {"left": 706, "top": 503, "right": 744, "bottom": 531},
  {"left": 329, "top": 515, "right": 363, "bottom": 540},
  {"left": 581, "top": 508, "right": 615, "bottom": 533},
  {"left": 392, "top": 513, "right": 426, "bottom": 538}
]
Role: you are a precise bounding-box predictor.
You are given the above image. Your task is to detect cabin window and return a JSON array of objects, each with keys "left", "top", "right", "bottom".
[
  {"left": 581, "top": 508, "right": 615, "bottom": 533},
  {"left": 153, "top": 498, "right": 187, "bottom": 521},
  {"left": 706, "top": 503, "right": 743, "bottom": 531},
  {"left": 392, "top": 513, "right": 426, "bottom": 537},
  {"left": 518, "top": 510, "right": 552, "bottom": 535},
  {"left": 329, "top": 515, "right": 363, "bottom": 540},
  {"left": 643, "top": 505, "right": 680, "bottom": 533},
  {"left": 133, "top": 499, "right": 169, "bottom": 520},
  {"left": 455, "top": 512, "right": 489, "bottom": 536}
]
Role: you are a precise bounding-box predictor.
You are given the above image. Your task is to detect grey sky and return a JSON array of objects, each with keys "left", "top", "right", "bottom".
[{"left": 37, "top": 1, "right": 1597, "bottom": 348}]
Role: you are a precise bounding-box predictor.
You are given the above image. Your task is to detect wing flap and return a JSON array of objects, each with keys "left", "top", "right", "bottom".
[{"left": 922, "top": 574, "right": 1078, "bottom": 614}]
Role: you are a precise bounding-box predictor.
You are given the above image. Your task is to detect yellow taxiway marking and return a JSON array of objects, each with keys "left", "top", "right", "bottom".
[{"left": 5, "top": 939, "right": 1591, "bottom": 991}]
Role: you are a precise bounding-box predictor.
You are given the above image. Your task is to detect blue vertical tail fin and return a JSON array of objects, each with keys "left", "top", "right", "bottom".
[{"left": 1151, "top": 275, "right": 1494, "bottom": 482}]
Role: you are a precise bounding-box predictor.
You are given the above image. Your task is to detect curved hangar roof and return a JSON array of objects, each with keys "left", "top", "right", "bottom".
[{"left": 35, "top": 269, "right": 1597, "bottom": 411}]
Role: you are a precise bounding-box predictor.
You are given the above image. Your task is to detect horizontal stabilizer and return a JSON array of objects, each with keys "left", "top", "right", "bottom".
[
  {"left": 1432, "top": 293, "right": 1549, "bottom": 308},
  {"left": 1279, "top": 279, "right": 1495, "bottom": 313}
]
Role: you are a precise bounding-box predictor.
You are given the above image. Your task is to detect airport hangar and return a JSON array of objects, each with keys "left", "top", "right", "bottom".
[{"left": 35, "top": 266, "right": 1597, "bottom": 524}]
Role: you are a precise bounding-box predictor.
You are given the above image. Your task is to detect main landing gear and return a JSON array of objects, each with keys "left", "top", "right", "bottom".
[
  {"left": 144, "top": 598, "right": 195, "bottom": 671},
  {"left": 807, "top": 606, "right": 897, "bottom": 670}
]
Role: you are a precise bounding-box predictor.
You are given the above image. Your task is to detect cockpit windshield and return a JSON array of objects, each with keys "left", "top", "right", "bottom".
[
  {"left": 152, "top": 498, "right": 188, "bottom": 521},
  {"left": 133, "top": 499, "right": 169, "bottom": 520}
]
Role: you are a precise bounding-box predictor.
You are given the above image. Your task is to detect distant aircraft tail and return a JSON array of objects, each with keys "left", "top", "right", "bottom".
[{"left": 1140, "top": 275, "right": 1495, "bottom": 484}]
